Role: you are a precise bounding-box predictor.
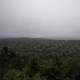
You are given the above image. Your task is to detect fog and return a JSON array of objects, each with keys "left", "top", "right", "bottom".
[{"left": 0, "top": 0, "right": 80, "bottom": 39}]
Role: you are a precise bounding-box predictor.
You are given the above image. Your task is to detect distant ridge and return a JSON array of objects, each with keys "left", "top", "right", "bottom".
[{"left": 0, "top": 33, "right": 80, "bottom": 40}]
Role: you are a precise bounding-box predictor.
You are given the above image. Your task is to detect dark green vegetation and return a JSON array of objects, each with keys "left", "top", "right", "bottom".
[{"left": 0, "top": 38, "right": 80, "bottom": 80}]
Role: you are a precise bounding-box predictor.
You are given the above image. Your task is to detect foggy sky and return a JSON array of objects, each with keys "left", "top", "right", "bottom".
[{"left": 0, "top": 0, "right": 80, "bottom": 39}]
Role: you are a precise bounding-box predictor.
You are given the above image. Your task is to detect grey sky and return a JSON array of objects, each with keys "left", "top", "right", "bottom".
[{"left": 0, "top": 0, "right": 80, "bottom": 39}]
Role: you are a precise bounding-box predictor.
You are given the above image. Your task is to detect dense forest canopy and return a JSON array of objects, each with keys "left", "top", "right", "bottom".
[{"left": 0, "top": 38, "right": 80, "bottom": 80}]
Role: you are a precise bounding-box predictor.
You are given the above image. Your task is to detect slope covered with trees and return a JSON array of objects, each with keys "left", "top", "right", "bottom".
[{"left": 0, "top": 38, "right": 80, "bottom": 80}]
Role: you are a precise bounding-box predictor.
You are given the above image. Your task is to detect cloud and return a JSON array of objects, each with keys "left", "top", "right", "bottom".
[{"left": 0, "top": 0, "right": 80, "bottom": 39}]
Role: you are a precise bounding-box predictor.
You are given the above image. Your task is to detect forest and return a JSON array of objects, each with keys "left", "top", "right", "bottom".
[{"left": 0, "top": 38, "right": 80, "bottom": 80}]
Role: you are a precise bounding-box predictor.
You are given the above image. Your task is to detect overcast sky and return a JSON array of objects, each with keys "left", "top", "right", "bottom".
[{"left": 0, "top": 0, "right": 80, "bottom": 39}]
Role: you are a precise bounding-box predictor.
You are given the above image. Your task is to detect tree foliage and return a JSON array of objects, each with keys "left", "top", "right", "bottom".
[{"left": 0, "top": 39, "right": 80, "bottom": 80}]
